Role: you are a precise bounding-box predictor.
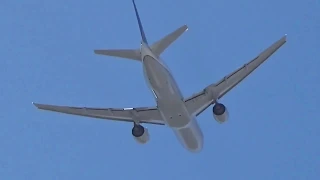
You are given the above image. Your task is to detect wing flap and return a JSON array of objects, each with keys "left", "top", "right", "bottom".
[
  {"left": 184, "top": 90, "right": 213, "bottom": 116},
  {"left": 33, "top": 102, "right": 165, "bottom": 125}
]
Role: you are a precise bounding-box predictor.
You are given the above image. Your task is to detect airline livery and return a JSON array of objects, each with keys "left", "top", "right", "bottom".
[{"left": 33, "top": 0, "right": 287, "bottom": 152}]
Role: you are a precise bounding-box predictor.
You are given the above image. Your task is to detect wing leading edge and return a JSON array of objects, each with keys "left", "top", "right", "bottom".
[
  {"left": 32, "top": 102, "right": 165, "bottom": 125},
  {"left": 184, "top": 35, "right": 287, "bottom": 116}
]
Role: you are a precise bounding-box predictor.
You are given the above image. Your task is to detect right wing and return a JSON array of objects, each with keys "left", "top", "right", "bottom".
[
  {"left": 211, "top": 35, "right": 287, "bottom": 100},
  {"left": 32, "top": 102, "right": 165, "bottom": 125},
  {"left": 184, "top": 35, "right": 287, "bottom": 116}
]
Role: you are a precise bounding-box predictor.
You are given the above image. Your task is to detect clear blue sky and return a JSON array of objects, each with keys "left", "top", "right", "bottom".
[{"left": 1, "top": 0, "right": 319, "bottom": 179}]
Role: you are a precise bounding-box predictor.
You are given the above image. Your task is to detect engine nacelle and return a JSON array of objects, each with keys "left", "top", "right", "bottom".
[
  {"left": 212, "top": 103, "right": 229, "bottom": 123},
  {"left": 132, "top": 124, "right": 150, "bottom": 144}
]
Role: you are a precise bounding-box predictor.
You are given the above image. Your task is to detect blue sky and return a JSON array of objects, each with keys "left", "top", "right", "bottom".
[{"left": 1, "top": 0, "right": 319, "bottom": 179}]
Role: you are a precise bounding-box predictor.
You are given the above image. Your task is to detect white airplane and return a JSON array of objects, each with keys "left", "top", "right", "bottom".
[{"left": 33, "top": 0, "right": 287, "bottom": 152}]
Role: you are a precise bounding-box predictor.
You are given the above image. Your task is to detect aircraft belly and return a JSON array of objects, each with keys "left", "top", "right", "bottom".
[
  {"left": 157, "top": 101, "right": 190, "bottom": 127},
  {"left": 173, "top": 117, "right": 203, "bottom": 152},
  {"left": 142, "top": 55, "right": 203, "bottom": 152},
  {"left": 142, "top": 55, "right": 168, "bottom": 91},
  {"left": 143, "top": 55, "right": 191, "bottom": 128}
]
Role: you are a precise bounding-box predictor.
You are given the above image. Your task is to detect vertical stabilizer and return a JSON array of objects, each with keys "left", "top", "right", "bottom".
[{"left": 132, "top": 0, "right": 148, "bottom": 44}]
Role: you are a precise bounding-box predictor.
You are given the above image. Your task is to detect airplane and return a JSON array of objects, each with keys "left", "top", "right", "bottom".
[{"left": 32, "top": 0, "right": 287, "bottom": 153}]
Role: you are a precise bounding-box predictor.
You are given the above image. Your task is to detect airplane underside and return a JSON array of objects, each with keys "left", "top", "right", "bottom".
[
  {"left": 142, "top": 54, "right": 204, "bottom": 152},
  {"left": 32, "top": 0, "right": 287, "bottom": 153}
]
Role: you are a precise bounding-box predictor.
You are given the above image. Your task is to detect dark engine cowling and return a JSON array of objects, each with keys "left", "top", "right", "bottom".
[
  {"left": 132, "top": 124, "right": 150, "bottom": 144},
  {"left": 212, "top": 103, "right": 229, "bottom": 123}
]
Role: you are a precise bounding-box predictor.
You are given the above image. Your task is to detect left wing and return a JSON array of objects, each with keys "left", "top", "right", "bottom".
[
  {"left": 184, "top": 35, "right": 287, "bottom": 116},
  {"left": 32, "top": 102, "right": 165, "bottom": 125}
]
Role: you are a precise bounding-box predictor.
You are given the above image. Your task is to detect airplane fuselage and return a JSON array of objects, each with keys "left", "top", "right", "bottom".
[{"left": 141, "top": 43, "right": 203, "bottom": 152}]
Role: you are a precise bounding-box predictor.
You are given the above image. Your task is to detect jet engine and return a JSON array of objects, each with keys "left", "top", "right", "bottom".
[
  {"left": 212, "top": 103, "right": 229, "bottom": 123},
  {"left": 132, "top": 124, "right": 150, "bottom": 144}
]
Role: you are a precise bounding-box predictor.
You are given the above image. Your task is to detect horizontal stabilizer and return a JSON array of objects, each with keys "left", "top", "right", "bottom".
[
  {"left": 94, "top": 49, "right": 141, "bottom": 61},
  {"left": 151, "top": 25, "right": 188, "bottom": 56}
]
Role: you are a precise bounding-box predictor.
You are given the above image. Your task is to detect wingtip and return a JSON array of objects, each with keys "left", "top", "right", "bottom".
[
  {"left": 184, "top": 24, "right": 189, "bottom": 31},
  {"left": 283, "top": 34, "right": 287, "bottom": 42},
  {"left": 179, "top": 24, "right": 188, "bottom": 32},
  {"left": 283, "top": 34, "right": 287, "bottom": 39},
  {"left": 278, "top": 34, "right": 287, "bottom": 43},
  {"left": 93, "top": 50, "right": 103, "bottom": 55},
  {"left": 32, "top": 102, "right": 39, "bottom": 108}
]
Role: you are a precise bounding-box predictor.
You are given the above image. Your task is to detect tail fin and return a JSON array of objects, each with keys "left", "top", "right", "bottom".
[
  {"left": 93, "top": 1, "right": 188, "bottom": 61},
  {"left": 132, "top": 0, "right": 148, "bottom": 44},
  {"left": 150, "top": 25, "right": 188, "bottom": 56},
  {"left": 92, "top": 0, "right": 145, "bottom": 61}
]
